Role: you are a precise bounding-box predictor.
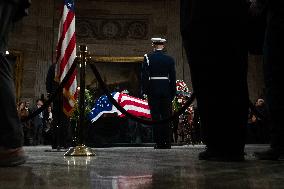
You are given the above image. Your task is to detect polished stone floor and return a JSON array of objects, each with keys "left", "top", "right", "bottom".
[{"left": 0, "top": 145, "right": 284, "bottom": 189}]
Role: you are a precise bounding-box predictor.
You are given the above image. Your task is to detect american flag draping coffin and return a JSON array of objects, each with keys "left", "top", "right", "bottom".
[{"left": 88, "top": 92, "right": 151, "bottom": 123}]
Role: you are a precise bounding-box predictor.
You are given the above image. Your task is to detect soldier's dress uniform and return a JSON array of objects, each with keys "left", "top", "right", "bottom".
[{"left": 141, "top": 38, "right": 176, "bottom": 149}]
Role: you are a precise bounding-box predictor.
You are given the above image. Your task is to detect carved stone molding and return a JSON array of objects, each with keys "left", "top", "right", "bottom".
[
  {"left": 127, "top": 21, "right": 148, "bottom": 39},
  {"left": 77, "top": 16, "right": 149, "bottom": 40}
]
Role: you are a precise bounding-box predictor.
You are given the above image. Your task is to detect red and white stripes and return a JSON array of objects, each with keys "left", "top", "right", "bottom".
[
  {"left": 117, "top": 93, "right": 151, "bottom": 119},
  {"left": 55, "top": 0, "right": 78, "bottom": 115}
]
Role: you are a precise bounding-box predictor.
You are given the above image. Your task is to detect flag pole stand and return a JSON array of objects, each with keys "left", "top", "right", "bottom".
[{"left": 64, "top": 45, "right": 95, "bottom": 156}]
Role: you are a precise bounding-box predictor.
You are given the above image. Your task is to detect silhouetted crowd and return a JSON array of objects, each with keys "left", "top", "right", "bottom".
[{"left": 17, "top": 99, "right": 53, "bottom": 146}]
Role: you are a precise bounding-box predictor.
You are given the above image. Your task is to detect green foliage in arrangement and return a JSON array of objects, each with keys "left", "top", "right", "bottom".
[{"left": 71, "top": 89, "right": 94, "bottom": 121}]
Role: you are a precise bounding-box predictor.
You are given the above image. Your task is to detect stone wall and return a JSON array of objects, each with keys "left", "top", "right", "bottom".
[
  {"left": 9, "top": 0, "right": 55, "bottom": 104},
  {"left": 76, "top": 0, "right": 191, "bottom": 90},
  {"left": 248, "top": 55, "right": 265, "bottom": 102},
  {"left": 7, "top": 0, "right": 264, "bottom": 105}
]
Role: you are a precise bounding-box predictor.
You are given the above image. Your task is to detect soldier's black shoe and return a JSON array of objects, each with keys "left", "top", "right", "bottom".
[
  {"left": 254, "top": 148, "right": 284, "bottom": 160},
  {"left": 199, "top": 149, "right": 244, "bottom": 162}
]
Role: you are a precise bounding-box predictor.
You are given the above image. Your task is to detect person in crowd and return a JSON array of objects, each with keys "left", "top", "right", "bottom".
[
  {"left": 17, "top": 101, "right": 32, "bottom": 146},
  {"left": 253, "top": 0, "right": 284, "bottom": 160},
  {"left": 141, "top": 37, "right": 176, "bottom": 149},
  {"left": 43, "top": 105, "right": 53, "bottom": 145},
  {"left": 247, "top": 98, "right": 268, "bottom": 143},
  {"left": 32, "top": 99, "right": 44, "bottom": 145},
  {"left": 254, "top": 98, "right": 269, "bottom": 143},
  {"left": 180, "top": 0, "right": 249, "bottom": 161},
  {"left": 0, "top": 0, "right": 31, "bottom": 167},
  {"left": 247, "top": 107, "right": 258, "bottom": 143}
]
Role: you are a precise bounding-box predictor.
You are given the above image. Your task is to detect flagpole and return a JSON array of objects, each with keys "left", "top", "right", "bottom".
[{"left": 64, "top": 45, "right": 95, "bottom": 156}]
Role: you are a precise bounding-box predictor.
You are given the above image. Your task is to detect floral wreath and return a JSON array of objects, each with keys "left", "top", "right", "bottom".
[
  {"left": 173, "top": 80, "right": 191, "bottom": 112},
  {"left": 176, "top": 80, "right": 191, "bottom": 96}
]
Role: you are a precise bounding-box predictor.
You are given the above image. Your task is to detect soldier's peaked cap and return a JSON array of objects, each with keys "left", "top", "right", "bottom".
[{"left": 151, "top": 37, "right": 166, "bottom": 45}]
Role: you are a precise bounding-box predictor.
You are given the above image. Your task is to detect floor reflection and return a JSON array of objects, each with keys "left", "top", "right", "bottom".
[
  {"left": 149, "top": 161, "right": 284, "bottom": 189},
  {"left": 0, "top": 166, "right": 47, "bottom": 189},
  {"left": 64, "top": 156, "right": 93, "bottom": 167},
  {"left": 90, "top": 173, "right": 152, "bottom": 189},
  {"left": 1, "top": 146, "right": 284, "bottom": 189},
  {"left": 64, "top": 156, "right": 153, "bottom": 189}
]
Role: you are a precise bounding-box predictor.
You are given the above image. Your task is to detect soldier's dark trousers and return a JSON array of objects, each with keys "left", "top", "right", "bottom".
[
  {"left": 148, "top": 96, "right": 172, "bottom": 145},
  {"left": 263, "top": 7, "right": 284, "bottom": 151},
  {"left": 182, "top": 1, "right": 249, "bottom": 155},
  {"left": 0, "top": 53, "right": 23, "bottom": 148}
]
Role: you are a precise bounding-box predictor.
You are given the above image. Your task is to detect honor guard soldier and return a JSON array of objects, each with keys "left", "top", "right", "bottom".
[{"left": 141, "top": 37, "right": 176, "bottom": 149}]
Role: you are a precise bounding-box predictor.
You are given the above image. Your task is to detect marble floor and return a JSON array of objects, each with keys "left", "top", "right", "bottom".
[{"left": 0, "top": 145, "right": 284, "bottom": 189}]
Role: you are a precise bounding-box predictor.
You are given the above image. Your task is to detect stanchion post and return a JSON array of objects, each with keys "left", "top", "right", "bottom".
[
  {"left": 64, "top": 45, "right": 95, "bottom": 156},
  {"left": 78, "top": 45, "right": 87, "bottom": 145}
]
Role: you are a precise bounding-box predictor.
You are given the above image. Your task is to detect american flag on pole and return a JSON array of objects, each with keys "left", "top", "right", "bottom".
[
  {"left": 88, "top": 92, "right": 151, "bottom": 123},
  {"left": 55, "top": 0, "right": 78, "bottom": 116}
]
